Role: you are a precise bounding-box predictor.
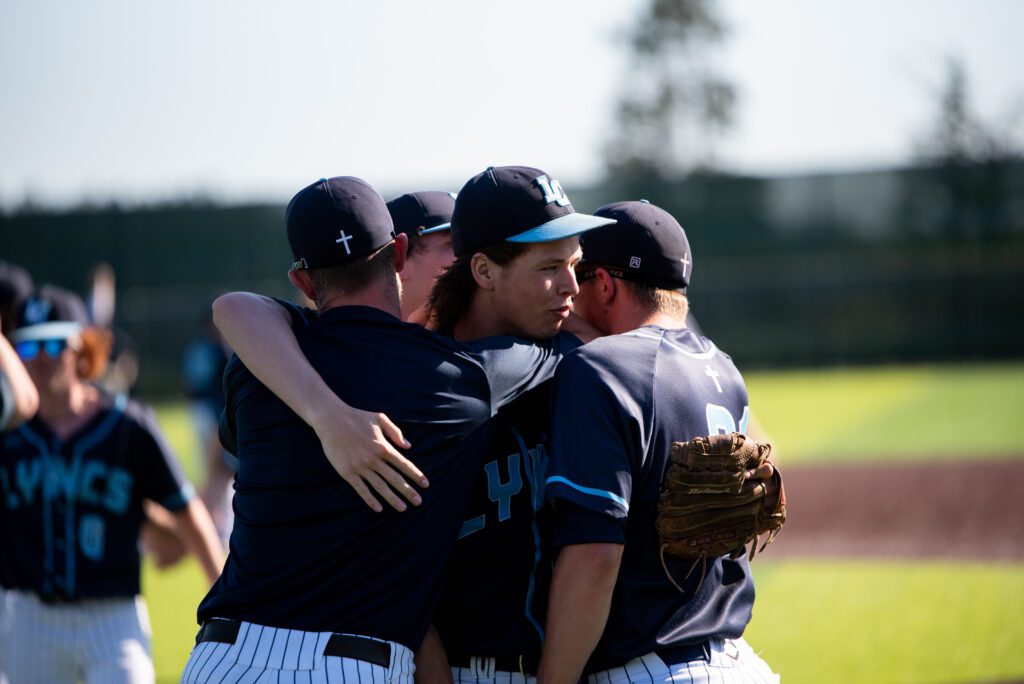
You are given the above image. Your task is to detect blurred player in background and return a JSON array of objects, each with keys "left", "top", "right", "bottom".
[
  {"left": 0, "top": 286, "right": 225, "bottom": 684},
  {"left": 0, "top": 260, "right": 35, "bottom": 339},
  {"left": 182, "top": 312, "right": 234, "bottom": 545},
  {"left": 86, "top": 262, "right": 140, "bottom": 396}
]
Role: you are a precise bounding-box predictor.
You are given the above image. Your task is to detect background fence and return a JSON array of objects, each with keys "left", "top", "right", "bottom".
[{"left": 3, "top": 161, "right": 1023, "bottom": 397}]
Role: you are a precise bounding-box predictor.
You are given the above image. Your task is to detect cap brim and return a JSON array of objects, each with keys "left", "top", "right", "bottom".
[
  {"left": 11, "top": 321, "right": 83, "bottom": 343},
  {"left": 506, "top": 212, "right": 616, "bottom": 244},
  {"left": 419, "top": 222, "right": 451, "bottom": 235}
]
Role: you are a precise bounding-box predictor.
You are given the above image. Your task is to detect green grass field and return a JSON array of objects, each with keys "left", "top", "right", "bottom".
[
  {"left": 745, "top": 560, "right": 1024, "bottom": 683},
  {"left": 145, "top": 362, "right": 1024, "bottom": 683},
  {"left": 746, "top": 361, "right": 1024, "bottom": 464}
]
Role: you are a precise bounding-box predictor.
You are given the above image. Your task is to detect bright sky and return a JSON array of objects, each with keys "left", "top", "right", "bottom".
[{"left": 1, "top": 0, "right": 1021, "bottom": 208}]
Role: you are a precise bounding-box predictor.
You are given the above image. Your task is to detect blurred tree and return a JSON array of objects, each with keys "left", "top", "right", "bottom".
[
  {"left": 915, "top": 57, "right": 1023, "bottom": 165},
  {"left": 605, "top": 0, "right": 736, "bottom": 180}
]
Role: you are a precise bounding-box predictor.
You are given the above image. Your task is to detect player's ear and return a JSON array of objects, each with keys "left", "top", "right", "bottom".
[
  {"left": 595, "top": 268, "right": 617, "bottom": 305},
  {"left": 288, "top": 269, "right": 317, "bottom": 302},
  {"left": 470, "top": 253, "right": 497, "bottom": 291},
  {"left": 393, "top": 233, "right": 409, "bottom": 274}
]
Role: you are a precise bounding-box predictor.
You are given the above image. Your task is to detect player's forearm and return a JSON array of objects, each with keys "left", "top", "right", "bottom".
[
  {"left": 212, "top": 292, "right": 341, "bottom": 428},
  {"left": 173, "top": 499, "right": 226, "bottom": 585},
  {"left": 413, "top": 625, "right": 453, "bottom": 684},
  {"left": 0, "top": 332, "right": 39, "bottom": 429},
  {"left": 537, "top": 543, "right": 623, "bottom": 684}
]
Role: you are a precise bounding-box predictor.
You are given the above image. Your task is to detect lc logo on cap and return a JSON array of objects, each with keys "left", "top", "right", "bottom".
[
  {"left": 450, "top": 165, "right": 616, "bottom": 258},
  {"left": 535, "top": 175, "right": 570, "bottom": 207}
]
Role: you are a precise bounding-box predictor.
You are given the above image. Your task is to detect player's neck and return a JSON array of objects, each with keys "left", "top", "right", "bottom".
[
  {"left": 610, "top": 309, "right": 686, "bottom": 335},
  {"left": 317, "top": 282, "right": 402, "bottom": 320},
  {"left": 453, "top": 292, "right": 507, "bottom": 341},
  {"left": 37, "top": 382, "right": 101, "bottom": 439}
]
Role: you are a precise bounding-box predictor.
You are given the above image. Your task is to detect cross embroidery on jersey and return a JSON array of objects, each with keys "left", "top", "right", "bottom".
[
  {"left": 705, "top": 365, "right": 723, "bottom": 393},
  {"left": 336, "top": 229, "right": 354, "bottom": 255}
]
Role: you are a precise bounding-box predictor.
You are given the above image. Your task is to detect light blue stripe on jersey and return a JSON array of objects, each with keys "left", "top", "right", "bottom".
[
  {"left": 545, "top": 476, "right": 629, "bottom": 513},
  {"left": 509, "top": 427, "right": 545, "bottom": 641}
]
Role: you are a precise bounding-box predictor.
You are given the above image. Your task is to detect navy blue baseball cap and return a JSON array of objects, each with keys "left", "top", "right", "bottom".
[
  {"left": 450, "top": 165, "right": 616, "bottom": 258},
  {"left": 11, "top": 285, "right": 90, "bottom": 343},
  {"left": 386, "top": 191, "right": 456, "bottom": 238},
  {"left": 580, "top": 200, "right": 693, "bottom": 292},
  {"left": 286, "top": 177, "right": 396, "bottom": 270}
]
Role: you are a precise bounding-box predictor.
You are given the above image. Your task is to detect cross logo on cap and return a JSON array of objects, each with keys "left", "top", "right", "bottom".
[{"left": 336, "top": 229, "right": 354, "bottom": 255}]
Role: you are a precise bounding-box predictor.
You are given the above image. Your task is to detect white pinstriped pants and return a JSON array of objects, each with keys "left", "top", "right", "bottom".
[
  {"left": 179, "top": 620, "right": 415, "bottom": 684},
  {"left": 0, "top": 588, "right": 154, "bottom": 684},
  {"left": 451, "top": 657, "right": 535, "bottom": 683},
  {"left": 585, "top": 638, "right": 779, "bottom": 684}
]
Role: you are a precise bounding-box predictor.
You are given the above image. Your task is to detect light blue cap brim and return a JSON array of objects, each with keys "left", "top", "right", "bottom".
[
  {"left": 506, "top": 212, "right": 616, "bottom": 244},
  {"left": 419, "top": 222, "right": 451, "bottom": 235}
]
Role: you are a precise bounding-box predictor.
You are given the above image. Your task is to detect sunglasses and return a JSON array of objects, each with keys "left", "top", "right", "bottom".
[{"left": 14, "top": 338, "right": 80, "bottom": 361}]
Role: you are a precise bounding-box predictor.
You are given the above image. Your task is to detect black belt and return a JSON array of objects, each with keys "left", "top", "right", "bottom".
[
  {"left": 584, "top": 641, "right": 711, "bottom": 675},
  {"left": 196, "top": 619, "right": 391, "bottom": 669},
  {"left": 448, "top": 653, "right": 539, "bottom": 677}
]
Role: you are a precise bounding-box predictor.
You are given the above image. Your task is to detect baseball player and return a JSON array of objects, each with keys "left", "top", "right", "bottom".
[
  {"left": 209, "top": 166, "right": 612, "bottom": 683},
  {"left": 538, "top": 200, "right": 778, "bottom": 683},
  {"left": 0, "top": 286, "right": 225, "bottom": 684},
  {"left": 386, "top": 190, "right": 456, "bottom": 323},
  {"left": 181, "top": 176, "right": 584, "bottom": 684}
]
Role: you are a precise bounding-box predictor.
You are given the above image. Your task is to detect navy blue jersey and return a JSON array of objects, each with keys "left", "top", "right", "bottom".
[
  {"left": 198, "top": 303, "right": 574, "bottom": 650},
  {"left": 433, "top": 378, "right": 559, "bottom": 662},
  {"left": 544, "top": 326, "right": 755, "bottom": 672},
  {"left": 0, "top": 393, "right": 193, "bottom": 600}
]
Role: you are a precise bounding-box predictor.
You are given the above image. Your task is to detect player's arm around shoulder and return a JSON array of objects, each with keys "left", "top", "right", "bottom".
[{"left": 212, "top": 291, "right": 426, "bottom": 513}]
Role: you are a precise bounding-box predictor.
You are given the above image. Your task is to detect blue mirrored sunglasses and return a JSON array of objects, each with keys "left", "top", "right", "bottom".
[{"left": 15, "top": 338, "right": 78, "bottom": 361}]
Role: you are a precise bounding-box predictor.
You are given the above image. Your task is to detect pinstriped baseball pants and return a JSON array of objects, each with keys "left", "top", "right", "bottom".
[
  {"left": 179, "top": 620, "right": 415, "bottom": 684},
  {"left": 451, "top": 657, "right": 535, "bottom": 683},
  {"left": 585, "top": 638, "right": 779, "bottom": 684},
  {"left": 0, "top": 588, "right": 154, "bottom": 684}
]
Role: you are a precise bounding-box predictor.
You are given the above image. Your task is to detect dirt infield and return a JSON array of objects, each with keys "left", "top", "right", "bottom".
[{"left": 768, "top": 459, "right": 1024, "bottom": 561}]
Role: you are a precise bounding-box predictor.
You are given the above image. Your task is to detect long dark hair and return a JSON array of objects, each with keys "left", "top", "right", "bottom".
[{"left": 427, "top": 242, "right": 529, "bottom": 337}]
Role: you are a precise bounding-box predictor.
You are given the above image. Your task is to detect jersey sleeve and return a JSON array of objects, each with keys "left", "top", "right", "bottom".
[
  {"left": 216, "top": 298, "right": 312, "bottom": 454},
  {"left": 270, "top": 297, "right": 317, "bottom": 330},
  {"left": 467, "top": 330, "right": 583, "bottom": 411},
  {"left": 549, "top": 499, "right": 627, "bottom": 547},
  {"left": 544, "top": 351, "right": 647, "bottom": 528},
  {"left": 131, "top": 403, "right": 195, "bottom": 512}
]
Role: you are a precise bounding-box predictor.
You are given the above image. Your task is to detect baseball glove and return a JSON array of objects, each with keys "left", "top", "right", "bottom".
[{"left": 656, "top": 432, "right": 786, "bottom": 590}]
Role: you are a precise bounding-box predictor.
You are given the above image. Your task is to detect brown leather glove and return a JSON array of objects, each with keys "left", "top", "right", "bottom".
[{"left": 656, "top": 432, "right": 786, "bottom": 584}]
